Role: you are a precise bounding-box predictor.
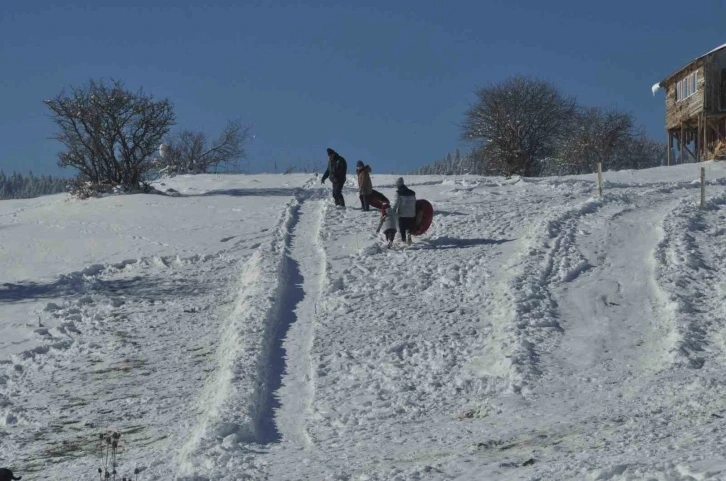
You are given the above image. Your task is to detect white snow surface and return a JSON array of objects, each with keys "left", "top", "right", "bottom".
[{"left": 4, "top": 166, "right": 726, "bottom": 480}]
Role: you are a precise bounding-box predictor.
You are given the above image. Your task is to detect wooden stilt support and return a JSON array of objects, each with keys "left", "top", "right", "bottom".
[
  {"left": 704, "top": 115, "right": 708, "bottom": 160},
  {"left": 696, "top": 117, "right": 700, "bottom": 162}
]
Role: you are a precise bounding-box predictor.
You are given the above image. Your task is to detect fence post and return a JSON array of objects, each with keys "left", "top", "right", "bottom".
[
  {"left": 700, "top": 167, "right": 706, "bottom": 208},
  {"left": 597, "top": 163, "right": 603, "bottom": 197}
]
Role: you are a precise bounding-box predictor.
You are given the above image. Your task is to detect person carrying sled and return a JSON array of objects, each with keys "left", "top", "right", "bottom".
[
  {"left": 391, "top": 177, "right": 416, "bottom": 245},
  {"left": 356, "top": 160, "right": 373, "bottom": 211},
  {"left": 376, "top": 202, "right": 397, "bottom": 248},
  {"left": 321, "top": 148, "right": 347, "bottom": 206}
]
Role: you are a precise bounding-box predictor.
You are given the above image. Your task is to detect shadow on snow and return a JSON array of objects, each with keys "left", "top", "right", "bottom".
[
  {"left": 0, "top": 274, "right": 212, "bottom": 304},
  {"left": 417, "top": 236, "right": 515, "bottom": 250},
  {"left": 189, "top": 187, "right": 301, "bottom": 198}
]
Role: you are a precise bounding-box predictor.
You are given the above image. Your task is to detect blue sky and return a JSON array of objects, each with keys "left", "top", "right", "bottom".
[{"left": 1, "top": 0, "right": 724, "bottom": 177}]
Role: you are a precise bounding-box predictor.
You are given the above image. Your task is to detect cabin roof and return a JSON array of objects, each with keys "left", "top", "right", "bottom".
[{"left": 652, "top": 43, "right": 726, "bottom": 94}]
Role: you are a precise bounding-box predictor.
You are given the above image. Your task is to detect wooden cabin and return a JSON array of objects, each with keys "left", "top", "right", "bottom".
[{"left": 652, "top": 43, "right": 726, "bottom": 164}]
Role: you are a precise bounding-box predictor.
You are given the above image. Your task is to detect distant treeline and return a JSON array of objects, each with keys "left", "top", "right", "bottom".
[
  {"left": 410, "top": 149, "right": 489, "bottom": 176},
  {"left": 0, "top": 171, "right": 70, "bottom": 200}
]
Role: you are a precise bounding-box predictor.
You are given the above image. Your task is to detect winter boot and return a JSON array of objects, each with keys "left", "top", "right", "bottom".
[{"left": 407, "top": 234, "right": 412, "bottom": 246}]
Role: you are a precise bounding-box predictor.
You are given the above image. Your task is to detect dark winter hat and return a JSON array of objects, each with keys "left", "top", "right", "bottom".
[
  {"left": 356, "top": 160, "right": 364, "bottom": 167},
  {"left": 326, "top": 148, "right": 334, "bottom": 155},
  {"left": 395, "top": 177, "right": 404, "bottom": 187}
]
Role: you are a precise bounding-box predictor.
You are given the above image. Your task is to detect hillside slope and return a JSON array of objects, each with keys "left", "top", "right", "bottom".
[{"left": 3, "top": 165, "right": 726, "bottom": 480}]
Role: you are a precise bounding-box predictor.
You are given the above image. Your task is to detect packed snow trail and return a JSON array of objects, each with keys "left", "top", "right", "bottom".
[
  {"left": 174, "top": 178, "right": 322, "bottom": 480},
  {"left": 554, "top": 199, "right": 679, "bottom": 372},
  {"left": 544, "top": 198, "right": 676, "bottom": 382},
  {"left": 487, "top": 193, "right": 683, "bottom": 456},
  {"left": 272, "top": 196, "right": 326, "bottom": 448}
]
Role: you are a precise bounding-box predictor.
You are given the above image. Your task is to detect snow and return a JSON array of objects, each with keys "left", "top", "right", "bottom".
[
  {"left": 701, "top": 43, "right": 726, "bottom": 59},
  {"left": 5, "top": 165, "right": 726, "bottom": 479},
  {"left": 652, "top": 82, "right": 662, "bottom": 95}
]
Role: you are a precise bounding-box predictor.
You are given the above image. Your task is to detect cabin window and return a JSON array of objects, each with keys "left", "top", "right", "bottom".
[
  {"left": 692, "top": 72, "right": 698, "bottom": 96},
  {"left": 676, "top": 71, "right": 699, "bottom": 102}
]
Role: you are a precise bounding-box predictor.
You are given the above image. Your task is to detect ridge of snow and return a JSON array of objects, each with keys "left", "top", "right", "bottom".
[{"left": 702, "top": 42, "right": 726, "bottom": 59}]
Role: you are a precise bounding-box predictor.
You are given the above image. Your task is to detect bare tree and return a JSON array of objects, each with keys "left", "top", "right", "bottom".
[
  {"left": 544, "top": 109, "right": 668, "bottom": 175},
  {"left": 461, "top": 74, "right": 576, "bottom": 177},
  {"left": 552, "top": 107, "right": 635, "bottom": 175},
  {"left": 612, "top": 128, "right": 667, "bottom": 171},
  {"left": 44, "top": 79, "right": 175, "bottom": 190},
  {"left": 158, "top": 120, "right": 250, "bottom": 175}
]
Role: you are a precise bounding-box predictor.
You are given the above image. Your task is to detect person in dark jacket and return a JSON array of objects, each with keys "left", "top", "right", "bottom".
[
  {"left": 356, "top": 160, "right": 373, "bottom": 211},
  {"left": 0, "top": 468, "right": 22, "bottom": 481},
  {"left": 391, "top": 177, "right": 416, "bottom": 245},
  {"left": 321, "top": 148, "right": 347, "bottom": 207}
]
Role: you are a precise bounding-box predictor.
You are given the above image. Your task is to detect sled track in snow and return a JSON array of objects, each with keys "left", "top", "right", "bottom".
[
  {"left": 175, "top": 178, "right": 324, "bottom": 478},
  {"left": 271, "top": 197, "right": 327, "bottom": 448},
  {"left": 540, "top": 197, "right": 679, "bottom": 393},
  {"left": 255, "top": 199, "right": 305, "bottom": 443},
  {"left": 486, "top": 195, "right": 610, "bottom": 394},
  {"left": 654, "top": 191, "right": 726, "bottom": 369},
  {"left": 246, "top": 189, "right": 327, "bottom": 445}
]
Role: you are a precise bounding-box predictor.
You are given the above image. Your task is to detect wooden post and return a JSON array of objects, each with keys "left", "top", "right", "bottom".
[
  {"left": 681, "top": 123, "right": 685, "bottom": 163},
  {"left": 667, "top": 131, "right": 672, "bottom": 166},
  {"left": 701, "top": 167, "right": 706, "bottom": 208},
  {"left": 597, "top": 162, "right": 603, "bottom": 197},
  {"left": 704, "top": 115, "right": 709, "bottom": 160}
]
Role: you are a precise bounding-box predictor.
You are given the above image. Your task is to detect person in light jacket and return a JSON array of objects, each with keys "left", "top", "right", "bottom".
[
  {"left": 356, "top": 160, "right": 373, "bottom": 211},
  {"left": 376, "top": 202, "right": 397, "bottom": 248},
  {"left": 391, "top": 177, "right": 416, "bottom": 245}
]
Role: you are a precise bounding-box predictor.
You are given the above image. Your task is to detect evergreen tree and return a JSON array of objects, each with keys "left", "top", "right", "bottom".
[{"left": 0, "top": 171, "right": 69, "bottom": 200}]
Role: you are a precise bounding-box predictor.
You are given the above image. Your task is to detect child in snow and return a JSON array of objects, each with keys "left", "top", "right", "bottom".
[
  {"left": 376, "top": 203, "right": 397, "bottom": 248},
  {"left": 391, "top": 177, "right": 416, "bottom": 246}
]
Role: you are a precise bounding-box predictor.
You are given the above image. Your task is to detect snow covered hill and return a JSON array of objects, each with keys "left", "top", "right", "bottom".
[{"left": 3, "top": 165, "right": 726, "bottom": 480}]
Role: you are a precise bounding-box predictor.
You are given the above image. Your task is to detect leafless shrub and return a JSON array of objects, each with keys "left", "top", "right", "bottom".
[
  {"left": 45, "top": 79, "right": 174, "bottom": 191},
  {"left": 156, "top": 120, "right": 250, "bottom": 176},
  {"left": 461, "top": 74, "right": 577, "bottom": 177}
]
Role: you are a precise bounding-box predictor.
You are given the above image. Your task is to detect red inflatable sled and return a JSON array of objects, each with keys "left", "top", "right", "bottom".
[
  {"left": 367, "top": 190, "right": 389, "bottom": 210},
  {"left": 412, "top": 199, "right": 434, "bottom": 236}
]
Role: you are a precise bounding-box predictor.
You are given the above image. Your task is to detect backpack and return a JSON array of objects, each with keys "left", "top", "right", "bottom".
[{"left": 336, "top": 156, "right": 347, "bottom": 178}]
